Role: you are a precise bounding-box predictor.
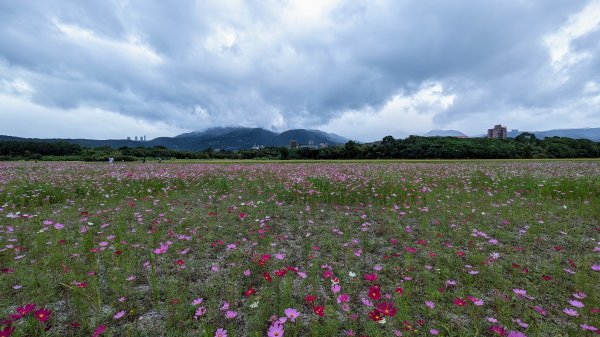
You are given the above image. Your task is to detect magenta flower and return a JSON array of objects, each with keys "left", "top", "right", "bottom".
[
  {"left": 215, "top": 328, "right": 227, "bottom": 337},
  {"left": 534, "top": 306, "right": 547, "bottom": 316},
  {"left": 592, "top": 264, "right": 600, "bottom": 272},
  {"left": 337, "top": 294, "right": 350, "bottom": 304},
  {"left": 91, "top": 325, "right": 106, "bottom": 337},
  {"left": 225, "top": 310, "right": 237, "bottom": 319},
  {"left": 563, "top": 308, "right": 579, "bottom": 316},
  {"left": 192, "top": 298, "right": 204, "bottom": 305},
  {"left": 425, "top": 301, "right": 435, "bottom": 309}
]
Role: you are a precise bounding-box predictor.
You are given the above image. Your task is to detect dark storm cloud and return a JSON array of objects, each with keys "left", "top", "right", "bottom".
[{"left": 0, "top": 0, "right": 598, "bottom": 138}]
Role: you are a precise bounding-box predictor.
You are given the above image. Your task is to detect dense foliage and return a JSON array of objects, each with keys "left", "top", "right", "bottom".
[{"left": 1, "top": 133, "right": 599, "bottom": 161}]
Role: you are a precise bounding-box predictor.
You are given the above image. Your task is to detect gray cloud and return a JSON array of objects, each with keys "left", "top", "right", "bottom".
[{"left": 0, "top": 0, "right": 598, "bottom": 140}]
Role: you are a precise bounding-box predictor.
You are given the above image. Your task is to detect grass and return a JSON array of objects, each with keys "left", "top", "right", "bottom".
[{"left": 0, "top": 160, "right": 598, "bottom": 336}]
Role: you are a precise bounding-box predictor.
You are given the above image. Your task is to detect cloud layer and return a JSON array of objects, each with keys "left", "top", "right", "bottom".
[{"left": 1, "top": 0, "right": 599, "bottom": 140}]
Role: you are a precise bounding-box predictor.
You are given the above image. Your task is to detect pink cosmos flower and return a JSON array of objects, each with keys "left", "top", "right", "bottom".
[
  {"left": 284, "top": 308, "right": 299, "bottom": 321},
  {"left": 192, "top": 298, "right": 204, "bottom": 305},
  {"left": 572, "top": 291, "right": 587, "bottom": 299},
  {"left": 113, "top": 310, "right": 125, "bottom": 319},
  {"left": 563, "top": 308, "right": 579, "bottom": 316},
  {"left": 569, "top": 299, "right": 584, "bottom": 308},
  {"left": 194, "top": 306, "right": 207, "bottom": 318},
  {"left": 225, "top": 311, "right": 237, "bottom": 319},
  {"left": 425, "top": 301, "right": 435, "bottom": 309},
  {"left": 331, "top": 283, "right": 341, "bottom": 294},
  {"left": 513, "top": 318, "right": 528, "bottom": 328},
  {"left": 267, "top": 322, "right": 284, "bottom": 337},
  {"left": 54, "top": 223, "right": 64, "bottom": 230},
  {"left": 430, "top": 329, "right": 439, "bottom": 335},
  {"left": 507, "top": 332, "right": 526, "bottom": 337},
  {"left": 581, "top": 324, "right": 598, "bottom": 331},
  {"left": 215, "top": 328, "right": 227, "bottom": 337},
  {"left": 592, "top": 264, "right": 600, "bottom": 271}
]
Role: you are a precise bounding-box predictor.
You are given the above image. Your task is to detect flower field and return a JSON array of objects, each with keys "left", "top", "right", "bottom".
[{"left": 1, "top": 161, "right": 599, "bottom": 336}]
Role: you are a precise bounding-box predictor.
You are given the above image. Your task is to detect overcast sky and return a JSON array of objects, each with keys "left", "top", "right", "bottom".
[{"left": 1, "top": 0, "right": 599, "bottom": 141}]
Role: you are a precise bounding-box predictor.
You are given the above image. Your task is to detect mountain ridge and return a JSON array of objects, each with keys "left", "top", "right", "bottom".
[{"left": 0, "top": 127, "right": 348, "bottom": 151}]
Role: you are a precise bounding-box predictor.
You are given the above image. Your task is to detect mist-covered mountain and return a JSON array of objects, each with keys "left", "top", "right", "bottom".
[
  {"left": 0, "top": 127, "right": 348, "bottom": 151},
  {"left": 508, "top": 128, "right": 600, "bottom": 141},
  {"left": 424, "top": 130, "right": 468, "bottom": 137}
]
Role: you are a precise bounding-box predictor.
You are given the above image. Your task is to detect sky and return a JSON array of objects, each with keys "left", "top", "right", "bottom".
[{"left": 1, "top": 0, "right": 599, "bottom": 142}]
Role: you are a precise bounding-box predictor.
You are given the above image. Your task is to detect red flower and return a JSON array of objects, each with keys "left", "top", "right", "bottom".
[
  {"left": 243, "top": 287, "right": 256, "bottom": 297},
  {"left": 0, "top": 326, "right": 15, "bottom": 337},
  {"left": 456, "top": 251, "right": 465, "bottom": 257},
  {"left": 376, "top": 302, "right": 397, "bottom": 317},
  {"left": 542, "top": 275, "right": 553, "bottom": 281},
  {"left": 34, "top": 308, "right": 51, "bottom": 322},
  {"left": 405, "top": 246, "right": 417, "bottom": 254},
  {"left": 322, "top": 270, "right": 333, "bottom": 279},
  {"left": 263, "top": 272, "right": 272, "bottom": 282},
  {"left": 368, "top": 285, "right": 381, "bottom": 301},
  {"left": 176, "top": 259, "right": 185, "bottom": 265},
  {"left": 364, "top": 273, "right": 378, "bottom": 282},
  {"left": 453, "top": 298, "right": 467, "bottom": 307},
  {"left": 313, "top": 305, "right": 325, "bottom": 317},
  {"left": 368, "top": 309, "right": 384, "bottom": 321},
  {"left": 395, "top": 287, "right": 404, "bottom": 296},
  {"left": 274, "top": 269, "right": 287, "bottom": 277},
  {"left": 305, "top": 294, "right": 316, "bottom": 304}
]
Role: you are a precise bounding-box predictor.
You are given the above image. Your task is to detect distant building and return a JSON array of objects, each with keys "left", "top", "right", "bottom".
[
  {"left": 127, "top": 136, "right": 131, "bottom": 141},
  {"left": 487, "top": 124, "right": 508, "bottom": 139},
  {"left": 289, "top": 140, "right": 298, "bottom": 149},
  {"left": 251, "top": 144, "right": 264, "bottom": 150},
  {"left": 135, "top": 136, "right": 138, "bottom": 141}
]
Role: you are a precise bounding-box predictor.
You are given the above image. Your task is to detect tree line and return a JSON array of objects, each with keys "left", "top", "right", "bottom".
[{"left": 1, "top": 133, "right": 599, "bottom": 161}]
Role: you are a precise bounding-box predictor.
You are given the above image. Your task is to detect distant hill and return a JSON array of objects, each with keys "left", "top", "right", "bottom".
[
  {"left": 424, "top": 130, "right": 468, "bottom": 137},
  {"left": 508, "top": 128, "right": 600, "bottom": 141},
  {"left": 0, "top": 127, "right": 348, "bottom": 151}
]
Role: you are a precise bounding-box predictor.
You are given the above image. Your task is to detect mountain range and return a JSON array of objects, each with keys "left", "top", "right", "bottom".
[
  {"left": 423, "top": 130, "right": 468, "bottom": 137},
  {"left": 0, "top": 127, "right": 348, "bottom": 151},
  {"left": 2, "top": 127, "right": 599, "bottom": 151}
]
